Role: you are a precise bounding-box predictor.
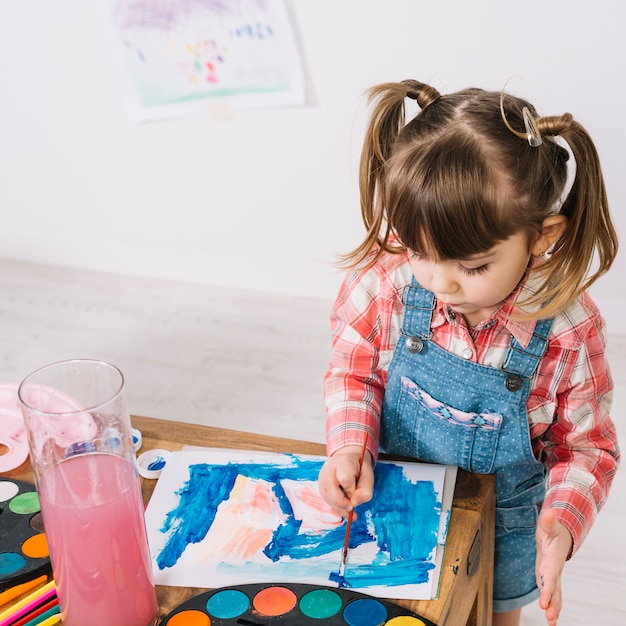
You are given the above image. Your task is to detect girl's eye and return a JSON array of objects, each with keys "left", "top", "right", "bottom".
[{"left": 459, "top": 264, "right": 489, "bottom": 276}]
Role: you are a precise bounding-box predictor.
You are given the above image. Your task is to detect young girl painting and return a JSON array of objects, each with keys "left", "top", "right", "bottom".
[{"left": 318, "top": 80, "right": 620, "bottom": 626}]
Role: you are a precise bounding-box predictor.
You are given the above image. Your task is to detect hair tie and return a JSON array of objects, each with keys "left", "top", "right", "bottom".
[{"left": 550, "top": 136, "right": 577, "bottom": 213}]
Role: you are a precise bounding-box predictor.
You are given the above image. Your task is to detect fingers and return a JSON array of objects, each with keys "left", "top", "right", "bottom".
[
  {"left": 542, "top": 587, "right": 562, "bottom": 626},
  {"left": 537, "top": 567, "right": 563, "bottom": 626},
  {"left": 318, "top": 448, "right": 374, "bottom": 518},
  {"left": 535, "top": 508, "right": 572, "bottom": 626},
  {"left": 351, "top": 457, "right": 374, "bottom": 508},
  {"left": 335, "top": 461, "right": 361, "bottom": 501}
]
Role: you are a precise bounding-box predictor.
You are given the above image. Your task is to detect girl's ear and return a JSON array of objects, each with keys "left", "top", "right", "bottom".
[{"left": 532, "top": 215, "right": 568, "bottom": 256}]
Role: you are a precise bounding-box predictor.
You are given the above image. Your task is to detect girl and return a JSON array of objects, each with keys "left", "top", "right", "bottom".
[{"left": 319, "top": 80, "right": 620, "bottom": 626}]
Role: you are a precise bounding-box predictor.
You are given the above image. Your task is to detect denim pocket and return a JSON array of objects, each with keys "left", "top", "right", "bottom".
[
  {"left": 493, "top": 504, "right": 539, "bottom": 603},
  {"left": 496, "top": 502, "right": 539, "bottom": 534},
  {"left": 394, "top": 376, "right": 503, "bottom": 473}
]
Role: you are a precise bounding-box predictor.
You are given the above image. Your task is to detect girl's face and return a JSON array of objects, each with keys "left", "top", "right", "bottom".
[{"left": 408, "top": 231, "right": 533, "bottom": 327}]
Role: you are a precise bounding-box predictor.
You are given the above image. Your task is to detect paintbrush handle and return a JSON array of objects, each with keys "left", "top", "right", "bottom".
[
  {"left": 341, "top": 510, "right": 355, "bottom": 561},
  {"left": 339, "top": 434, "right": 369, "bottom": 574}
]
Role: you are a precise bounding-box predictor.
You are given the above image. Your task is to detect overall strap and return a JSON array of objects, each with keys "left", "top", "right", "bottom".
[
  {"left": 501, "top": 317, "right": 554, "bottom": 379},
  {"left": 400, "top": 279, "right": 436, "bottom": 339}
]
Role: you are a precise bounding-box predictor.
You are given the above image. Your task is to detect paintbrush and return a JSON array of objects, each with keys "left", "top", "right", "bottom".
[{"left": 338, "top": 435, "right": 369, "bottom": 578}]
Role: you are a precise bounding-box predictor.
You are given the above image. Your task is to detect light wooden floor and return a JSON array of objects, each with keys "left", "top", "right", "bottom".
[{"left": 1, "top": 259, "right": 624, "bottom": 625}]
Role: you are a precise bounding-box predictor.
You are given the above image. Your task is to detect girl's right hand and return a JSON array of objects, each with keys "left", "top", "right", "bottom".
[{"left": 318, "top": 446, "right": 374, "bottom": 518}]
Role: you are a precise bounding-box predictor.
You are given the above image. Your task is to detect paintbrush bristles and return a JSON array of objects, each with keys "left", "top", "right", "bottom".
[{"left": 337, "top": 557, "right": 346, "bottom": 578}]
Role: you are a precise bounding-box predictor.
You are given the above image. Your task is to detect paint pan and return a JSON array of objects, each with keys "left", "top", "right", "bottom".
[
  {"left": 0, "top": 478, "right": 51, "bottom": 591},
  {"left": 159, "top": 582, "right": 437, "bottom": 626}
]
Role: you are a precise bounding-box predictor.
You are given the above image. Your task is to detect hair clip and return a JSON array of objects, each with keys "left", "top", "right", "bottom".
[
  {"left": 499, "top": 92, "right": 543, "bottom": 147},
  {"left": 522, "top": 107, "right": 542, "bottom": 147}
]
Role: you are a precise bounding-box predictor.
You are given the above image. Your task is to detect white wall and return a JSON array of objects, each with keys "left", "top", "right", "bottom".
[{"left": 1, "top": 0, "right": 624, "bottom": 333}]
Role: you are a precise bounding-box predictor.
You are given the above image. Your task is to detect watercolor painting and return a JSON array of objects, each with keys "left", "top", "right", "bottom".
[
  {"left": 144, "top": 449, "right": 456, "bottom": 600},
  {"left": 100, "top": 0, "right": 305, "bottom": 121}
]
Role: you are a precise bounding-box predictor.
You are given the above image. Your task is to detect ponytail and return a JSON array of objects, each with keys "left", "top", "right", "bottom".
[
  {"left": 339, "top": 81, "right": 441, "bottom": 269},
  {"left": 521, "top": 116, "right": 618, "bottom": 317}
]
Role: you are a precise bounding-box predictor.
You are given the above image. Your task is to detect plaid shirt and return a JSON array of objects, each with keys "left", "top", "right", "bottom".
[{"left": 325, "top": 250, "right": 620, "bottom": 554}]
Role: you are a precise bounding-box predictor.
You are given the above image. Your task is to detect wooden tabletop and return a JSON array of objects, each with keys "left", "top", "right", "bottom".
[{"left": 3, "top": 415, "right": 495, "bottom": 626}]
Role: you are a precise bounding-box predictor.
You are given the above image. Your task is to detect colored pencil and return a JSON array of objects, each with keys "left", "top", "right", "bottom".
[
  {"left": 22, "top": 603, "right": 60, "bottom": 626},
  {"left": 0, "top": 580, "right": 56, "bottom": 626},
  {"left": 12, "top": 597, "right": 58, "bottom": 626},
  {"left": 28, "top": 615, "right": 60, "bottom": 626},
  {"left": 338, "top": 434, "right": 369, "bottom": 577},
  {"left": 0, "top": 576, "right": 49, "bottom": 608}
]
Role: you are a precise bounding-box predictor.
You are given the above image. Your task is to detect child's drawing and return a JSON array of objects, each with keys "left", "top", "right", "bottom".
[
  {"left": 144, "top": 449, "right": 456, "bottom": 600},
  {"left": 102, "top": 0, "right": 305, "bottom": 120}
]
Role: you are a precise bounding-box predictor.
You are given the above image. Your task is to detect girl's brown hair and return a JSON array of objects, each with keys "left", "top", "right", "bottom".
[{"left": 345, "top": 79, "right": 618, "bottom": 318}]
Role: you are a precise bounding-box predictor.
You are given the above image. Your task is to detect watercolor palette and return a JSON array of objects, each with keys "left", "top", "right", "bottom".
[
  {"left": 0, "top": 478, "right": 51, "bottom": 590},
  {"left": 159, "top": 583, "right": 437, "bottom": 626}
]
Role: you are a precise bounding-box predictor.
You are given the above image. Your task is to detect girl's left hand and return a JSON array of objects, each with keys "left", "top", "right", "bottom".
[{"left": 535, "top": 508, "right": 573, "bottom": 626}]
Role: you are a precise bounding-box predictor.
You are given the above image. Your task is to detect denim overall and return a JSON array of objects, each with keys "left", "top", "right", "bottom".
[{"left": 380, "top": 280, "right": 553, "bottom": 611}]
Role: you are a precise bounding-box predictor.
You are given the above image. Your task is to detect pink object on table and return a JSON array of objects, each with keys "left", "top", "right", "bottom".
[{"left": 0, "top": 384, "right": 29, "bottom": 472}]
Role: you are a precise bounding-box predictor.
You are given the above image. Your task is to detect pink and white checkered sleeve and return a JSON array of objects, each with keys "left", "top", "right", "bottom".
[{"left": 324, "top": 263, "right": 404, "bottom": 461}]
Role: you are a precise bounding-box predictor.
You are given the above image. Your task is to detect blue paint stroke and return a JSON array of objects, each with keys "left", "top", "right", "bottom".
[{"left": 156, "top": 457, "right": 441, "bottom": 589}]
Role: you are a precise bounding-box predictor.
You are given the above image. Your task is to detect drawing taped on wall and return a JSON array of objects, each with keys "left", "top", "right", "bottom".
[
  {"left": 101, "top": 0, "right": 305, "bottom": 121},
  {"left": 144, "top": 449, "right": 457, "bottom": 600}
]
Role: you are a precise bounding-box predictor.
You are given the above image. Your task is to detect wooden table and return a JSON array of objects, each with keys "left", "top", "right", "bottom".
[{"left": 4, "top": 415, "right": 495, "bottom": 626}]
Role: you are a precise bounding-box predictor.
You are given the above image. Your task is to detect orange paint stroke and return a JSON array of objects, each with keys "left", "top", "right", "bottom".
[
  {"left": 192, "top": 475, "right": 285, "bottom": 565},
  {"left": 281, "top": 479, "right": 343, "bottom": 530}
]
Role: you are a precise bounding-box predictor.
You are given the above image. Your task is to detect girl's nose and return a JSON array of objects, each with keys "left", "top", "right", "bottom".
[{"left": 430, "top": 265, "right": 459, "bottom": 295}]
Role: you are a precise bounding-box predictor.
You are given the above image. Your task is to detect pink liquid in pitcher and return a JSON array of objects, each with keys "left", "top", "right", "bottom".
[{"left": 38, "top": 453, "right": 158, "bottom": 626}]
